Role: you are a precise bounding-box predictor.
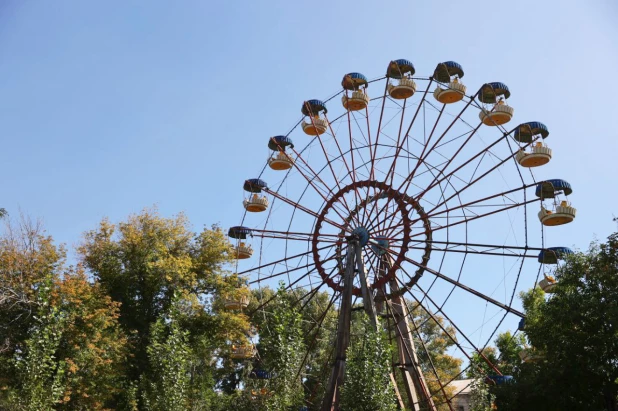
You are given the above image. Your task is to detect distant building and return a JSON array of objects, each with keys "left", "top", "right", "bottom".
[{"left": 448, "top": 378, "right": 473, "bottom": 411}]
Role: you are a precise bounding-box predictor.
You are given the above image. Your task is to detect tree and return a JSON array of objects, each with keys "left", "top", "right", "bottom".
[
  {"left": 0, "top": 209, "right": 7, "bottom": 219},
  {"left": 77, "top": 209, "right": 240, "bottom": 376},
  {"left": 241, "top": 283, "right": 305, "bottom": 410},
  {"left": 0, "top": 216, "right": 65, "bottom": 363},
  {"left": 6, "top": 276, "right": 67, "bottom": 410},
  {"left": 491, "top": 232, "right": 618, "bottom": 410},
  {"left": 141, "top": 294, "right": 192, "bottom": 411},
  {"left": 409, "top": 303, "right": 463, "bottom": 409},
  {"left": 52, "top": 268, "right": 129, "bottom": 410},
  {"left": 339, "top": 313, "right": 397, "bottom": 411},
  {"left": 77, "top": 209, "right": 248, "bottom": 407}
]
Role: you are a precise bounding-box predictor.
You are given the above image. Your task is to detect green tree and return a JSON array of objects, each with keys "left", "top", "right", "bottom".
[
  {"left": 141, "top": 294, "right": 191, "bottom": 411},
  {"left": 492, "top": 232, "right": 618, "bottom": 410},
  {"left": 77, "top": 209, "right": 245, "bottom": 394},
  {"left": 242, "top": 283, "right": 305, "bottom": 410},
  {"left": 340, "top": 313, "right": 397, "bottom": 411},
  {"left": 7, "top": 277, "right": 67, "bottom": 410},
  {"left": 409, "top": 302, "right": 463, "bottom": 409}
]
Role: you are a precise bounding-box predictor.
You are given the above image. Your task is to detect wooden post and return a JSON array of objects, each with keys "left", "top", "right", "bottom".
[
  {"left": 386, "top": 254, "right": 437, "bottom": 411},
  {"left": 321, "top": 239, "right": 357, "bottom": 411}
]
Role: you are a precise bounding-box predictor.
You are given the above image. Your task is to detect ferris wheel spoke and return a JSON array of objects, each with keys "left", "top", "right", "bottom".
[
  {"left": 248, "top": 262, "right": 317, "bottom": 286},
  {"left": 236, "top": 244, "right": 333, "bottom": 276},
  {"left": 264, "top": 188, "right": 349, "bottom": 232},
  {"left": 277, "top": 151, "right": 353, "bottom": 225},
  {"left": 388, "top": 270, "right": 502, "bottom": 380},
  {"left": 294, "top": 289, "right": 340, "bottom": 382},
  {"left": 406, "top": 197, "right": 539, "bottom": 242},
  {"left": 250, "top": 264, "right": 337, "bottom": 316},
  {"left": 395, "top": 277, "right": 503, "bottom": 377},
  {"left": 424, "top": 183, "right": 536, "bottom": 221},
  {"left": 414, "top": 126, "right": 516, "bottom": 202},
  {"left": 249, "top": 229, "right": 342, "bottom": 243},
  {"left": 383, "top": 79, "right": 434, "bottom": 186},
  {"left": 423, "top": 137, "right": 539, "bottom": 216},
  {"left": 394, "top": 93, "right": 476, "bottom": 196},
  {"left": 406, "top": 243, "right": 539, "bottom": 259},
  {"left": 370, "top": 81, "right": 391, "bottom": 181},
  {"left": 397, "top": 252, "right": 523, "bottom": 317}
]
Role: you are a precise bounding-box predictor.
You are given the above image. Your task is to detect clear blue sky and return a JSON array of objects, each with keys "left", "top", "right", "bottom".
[{"left": 2, "top": 1, "right": 617, "bottom": 358}]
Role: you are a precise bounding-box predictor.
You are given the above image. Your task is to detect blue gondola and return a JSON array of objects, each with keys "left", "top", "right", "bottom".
[
  {"left": 341, "top": 72, "right": 368, "bottom": 90},
  {"left": 228, "top": 227, "right": 254, "bottom": 259},
  {"left": 535, "top": 179, "right": 576, "bottom": 226},
  {"left": 478, "top": 82, "right": 514, "bottom": 126},
  {"left": 249, "top": 369, "right": 274, "bottom": 379},
  {"left": 478, "top": 82, "right": 511, "bottom": 103},
  {"left": 433, "top": 61, "right": 467, "bottom": 104},
  {"left": 433, "top": 61, "right": 464, "bottom": 83},
  {"left": 513, "top": 122, "right": 552, "bottom": 168},
  {"left": 228, "top": 226, "right": 252, "bottom": 239},
  {"left": 301, "top": 99, "right": 327, "bottom": 116},
  {"left": 243, "top": 179, "right": 269, "bottom": 213},
  {"left": 386, "top": 59, "right": 415, "bottom": 79},
  {"left": 487, "top": 375, "right": 514, "bottom": 385},
  {"left": 268, "top": 136, "right": 295, "bottom": 171},
  {"left": 535, "top": 179, "right": 572, "bottom": 198},
  {"left": 514, "top": 122, "right": 550, "bottom": 143},
  {"left": 387, "top": 59, "right": 418, "bottom": 100},
  {"left": 243, "top": 178, "right": 268, "bottom": 193},
  {"left": 301, "top": 100, "right": 329, "bottom": 135},
  {"left": 342, "top": 72, "right": 370, "bottom": 111},
  {"left": 538, "top": 247, "right": 574, "bottom": 264}
]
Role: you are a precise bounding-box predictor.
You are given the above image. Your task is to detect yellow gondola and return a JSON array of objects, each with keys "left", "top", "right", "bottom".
[
  {"left": 341, "top": 72, "right": 370, "bottom": 111},
  {"left": 267, "top": 136, "right": 295, "bottom": 170},
  {"left": 478, "top": 82, "right": 514, "bottom": 126},
  {"left": 387, "top": 59, "right": 417, "bottom": 100},
  {"left": 301, "top": 100, "right": 329, "bottom": 135},
  {"left": 433, "top": 61, "right": 466, "bottom": 104}
]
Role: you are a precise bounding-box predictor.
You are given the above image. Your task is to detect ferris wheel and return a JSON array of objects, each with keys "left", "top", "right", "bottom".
[{"left": 224, "top": 59, "right": 577, "bottom": 410}]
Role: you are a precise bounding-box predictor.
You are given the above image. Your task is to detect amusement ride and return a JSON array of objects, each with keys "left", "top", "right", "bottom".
[{"left": 221, "top": 59, "right": 576, "bottom": 410}]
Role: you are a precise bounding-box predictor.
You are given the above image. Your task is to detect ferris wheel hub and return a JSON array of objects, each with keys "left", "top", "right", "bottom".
[{"left": 351, "top": 226, "right": 370, "bottom": 246}]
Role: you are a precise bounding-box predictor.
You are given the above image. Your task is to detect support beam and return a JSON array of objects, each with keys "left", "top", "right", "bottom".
[
  {"left": 321, "top": 239, "right": 356, "bottom": 411},
  {"left": 385, "top": 256, "right": 437, "bottom": 411}
]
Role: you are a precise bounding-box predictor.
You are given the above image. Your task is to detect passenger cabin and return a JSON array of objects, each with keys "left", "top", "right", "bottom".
[
  {"left": 478, "top": 82, "right": 514, "bottom": 126},
  {"left": 433, "top": 61, "right": 466, "bottom": 104},
  {"left": 341, "top": 72, "right": 370, "bottom": 111},
  {"left": 386, "top": 59, "right": 417, "bottom": 100}
]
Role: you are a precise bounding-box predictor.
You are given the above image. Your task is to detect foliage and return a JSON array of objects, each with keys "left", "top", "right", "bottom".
[
  {"left": 141, "top": 294, "right": 192, "bottom": 411},
  {"left": 6, "top": 276, "right": 67, "bottom": 410},
  {"left": 52, "top": 268, "right": 129, "bottom": 409},
  {"left": 409, "top": 303, "right": 463, "bottom": 409},
  {"left": 488, "top": 232, "right": 618, "bottom": 410},
  {"left": 242, "top": 283, "right": 305, "bottom": 410},
  {"left": 0, "top": 217, "right": 66, "bottom": 363},
  {"left": 77, "top": 208, "right": 246, "bottom": 398},
  {"left": 467, "top": 362, "right": 495, "bottom": 411},
  {"left": 340, "top": 313, "right": 397, "bottom": 411}
]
